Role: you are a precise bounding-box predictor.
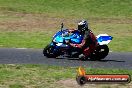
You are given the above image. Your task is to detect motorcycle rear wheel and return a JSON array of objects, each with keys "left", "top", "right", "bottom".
[{"left": 90, "top": 45, "right": 109, "bottom": 60}]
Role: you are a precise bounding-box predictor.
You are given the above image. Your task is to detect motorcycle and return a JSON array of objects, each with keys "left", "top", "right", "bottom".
[{"left": 43, "top": 23, "right": 113, "bottom": 60}]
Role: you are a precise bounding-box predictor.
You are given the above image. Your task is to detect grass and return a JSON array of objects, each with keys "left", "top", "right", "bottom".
[
  {"left": 0, "top": 64, "right": 131, "bottom": 88},
  {"left": 0, "top": 32, "right": 52, "bottom": 48},
  {"left": 0, "top": 64, "right": 75, "bottom": 88},
  {"left": 0, "top": 0, "right": 132, "bottom": 18}
]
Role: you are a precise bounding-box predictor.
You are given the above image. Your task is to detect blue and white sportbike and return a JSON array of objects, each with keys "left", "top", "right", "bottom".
[{"left": 43, "top": 23, "right": 113, "bottom": 60}]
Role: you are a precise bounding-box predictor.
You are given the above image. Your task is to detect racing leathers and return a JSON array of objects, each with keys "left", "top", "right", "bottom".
[{"left": 69, "top": 29, "right": 97, "bottom": 57}]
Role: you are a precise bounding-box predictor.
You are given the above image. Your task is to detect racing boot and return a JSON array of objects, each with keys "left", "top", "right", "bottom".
[{"left": 79, "top": 54, "right": 86, "bottom": 61}]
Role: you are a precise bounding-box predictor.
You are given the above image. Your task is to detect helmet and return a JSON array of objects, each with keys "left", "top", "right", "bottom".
[{"left": 78, "top": 20, "right": 88, "bottom": 32}]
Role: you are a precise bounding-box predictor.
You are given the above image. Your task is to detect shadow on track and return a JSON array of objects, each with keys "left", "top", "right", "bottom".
[
  {"left": 54, "top": 56, "right": 125, "bottom": 62},
  {"left": 66, "top": 58, "right": 125, "bottom": 62},
  {"left": 98, "top": 59, "right": 125, "bottom": 62}
]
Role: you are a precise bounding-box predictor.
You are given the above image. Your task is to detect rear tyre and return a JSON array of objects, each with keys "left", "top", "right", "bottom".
[
  {"left": 90, "top": 45, "right": 109, "bottom": 60},
  {"left": 43, "top": 44, "right": 59, "bottom": 58}
]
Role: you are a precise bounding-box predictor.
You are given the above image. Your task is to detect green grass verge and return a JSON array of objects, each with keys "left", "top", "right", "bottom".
[
  {"left": 0, "top": 64, "right": 131, "bottom": 88},
  {"left": 0, "top": 0, "right": 132, "bottom": 18},
  {"left": 0, "top": 32, "right": 52, "bottom": 48}
]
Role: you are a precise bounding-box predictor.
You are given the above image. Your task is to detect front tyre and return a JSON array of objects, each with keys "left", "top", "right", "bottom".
[
  {"left": 43, "top": 44, "right": 59, "bottom": 58},
  {"left": 90, "top": 45, "right": 109, "bottom": 60}
]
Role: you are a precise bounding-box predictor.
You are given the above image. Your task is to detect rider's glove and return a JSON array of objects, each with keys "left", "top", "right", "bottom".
[
  {"left": 70, "top": 44, "right": 82, "bottom": 48},
  {"left": 74, "top": 44, "right": 82, "bottom": 48}
]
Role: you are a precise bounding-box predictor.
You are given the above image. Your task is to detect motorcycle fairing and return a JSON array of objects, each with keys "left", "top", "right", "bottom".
[
  {"left": 96, "top": 34, "right": 113, "bottom": 45},
  {"left": 53, "top": 29, "right": 83, "bottom": 45}
]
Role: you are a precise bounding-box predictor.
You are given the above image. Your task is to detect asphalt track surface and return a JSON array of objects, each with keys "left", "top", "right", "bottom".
[{"left": 0, "top": 48, "right": 132, "bottom": 69}]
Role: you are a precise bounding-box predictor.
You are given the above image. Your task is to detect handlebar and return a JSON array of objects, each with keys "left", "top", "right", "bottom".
[{"left": 61, "top": 23, "right": 64, "bottom": 32}]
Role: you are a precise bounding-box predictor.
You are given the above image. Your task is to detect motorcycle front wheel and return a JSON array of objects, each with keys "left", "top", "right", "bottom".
[{"left": 43, "top": 44, "right": 59, "bottom": 58}]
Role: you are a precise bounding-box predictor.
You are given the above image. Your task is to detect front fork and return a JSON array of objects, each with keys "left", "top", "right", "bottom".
[
  {"left": 49, "top": 42, "right": 59, "bottom": 54},
  {"left": 51, "top": 42, "right": 72, "bottom": 55}
]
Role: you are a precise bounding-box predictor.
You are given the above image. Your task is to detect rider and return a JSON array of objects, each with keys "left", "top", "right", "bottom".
[{"left": 69, "top": 20, "right": 97, "bottom": 59}]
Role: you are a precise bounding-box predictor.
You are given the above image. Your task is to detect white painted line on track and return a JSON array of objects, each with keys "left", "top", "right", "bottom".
[{"left": 15, "top": 48, "right": 28, "bottom": 49}]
